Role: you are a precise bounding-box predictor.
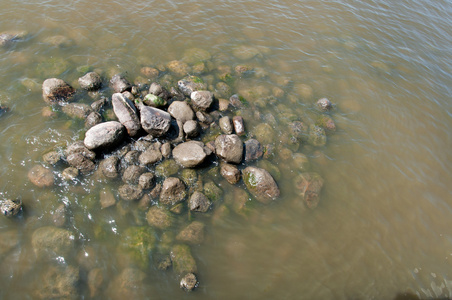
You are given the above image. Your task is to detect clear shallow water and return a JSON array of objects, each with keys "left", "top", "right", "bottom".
[{"left": 0, "top": 0, "right": 451, "bottom": 299}]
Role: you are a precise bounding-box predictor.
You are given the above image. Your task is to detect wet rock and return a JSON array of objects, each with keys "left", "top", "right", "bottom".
[
  {"left": 155, "top": 159, "right": 180, "bottom": 177},
  {"left": 87, "top": 268, "right": 104, "bottom": 298},
  {"left": 180, "top": 169, "right": 198, "bottom": 187},
  {"left": 0, "top": 229, "right": 20, "bottom": 257},
  {"left": 28, "top": 165, "right": 54, "bottom": 188},
  {"left": 85, "top": 111, "right": 103, "bottom": 129},
  {"left": 242, "top": 166, "right": 280, "bottom": 204},
  {"left": 177, "top": 76, "right": 206, "bottom": 96},
  {"left": 43, "top": 35, "right": 75, "bottom": 48},
  {"left": 112, "top": 93, "right": 140, "bottom": 136},
  {"left": 293, "top": 153, "right": 310, "bottom": 172},
  {"left": 168, "top": 101, "right": 195, "bottom": 124},
  {"left": 143, "top": 93, "right": 166, "bottom": 107},
  {"left": 43, "top": 151, "right": 62, "bottom": 165},
  {"left": 203, "top": 181, "right": 223, "bottom": 202},
  {"left": 120, "top": 227, "right": 156, "bottom": 268},
  {"left": 161, "top": 142, "right": 171, "bottom": 158},
  {"left": 232, "top": 45, "right": 261, "bottom": 60},
  {"left": 253, "top": 123, "right": 275, "bottom": 144},
  {"left": 42, "top": 78, "right": 75, "bottom": 104},
  {"left": 91, "top": 97, "right": 108, "bottom": 112},
  {"left": 118, "top": 184, "right": 143, "bottom": 201},
  {"left": 173, "top": 141, "right": 208, "bottom": 168},
  {"left": 190, "top": 90, "right": 213, "bottom": 111},
  {"left": 0, "top": 30, "right": 26, "bottom": 46},
  {"left": 138, "top": 147, "right": 162, "bottom": 166},
  {"left": 215, "top": 134, "right": 243, "bottom": 164},
  {"left": 288, "top": 121, "right": 308, "bottom": 141},
  {"left": 100, "top": 188, "right": 116, "bottom": 209},
  {"left": 138, "top": 194, "right": 152, "bottom": 211},
  {"left": 108, "top": 268, "right": 147, "bottom": 300},
  {"left": 220, "top": 163, "right": 241, "bottom": 184},
  {"left": 138, "top": 172, "right": 155, "bottom": 190},
  {"left": 218, "top": 98, "right": 230, "bottom": 111},
  {"left": 229, "top": 94, "right": 246, "bottom": 108},
  {"left": 188, "top": 191, "right": 211, "bottom": 212},
  {"left": 171, "top": 244, "right": 197, "bottom": 274},
  {"left": 67, "top": 153, "right": 96, "bottom": 175},
  {"left": 149, "top": 183, "right": 162, "bottom": 200},
  {"left": 122, "top": 165, "right": 146, "bottom": 184},
  {"left": 180, "top": 273, "right": 198, "bottom": 291},
  {"left": 0, "top": 198, "right": 22, "bottom": 217},
  {"left": 183, "top": 48, "right": 211, "bottom": 64},
  {"left": 67, "top": 141, "right": 96, "bottom": 159},
  {"left": 146, "top": 206, "right": 174, "bottom": 229},
  {"left": 167, "top": 60, "right": 190, "bottom": 76},
  {"left": 294, "top": 172, "right": 324, "bottom": 209},
  {"left": 84, "top": 121, "right": 125, "bottom": 151},
  {"left": 244, "top": 139, "right": 263, "bottom": 162},
  {"left": 62, "top": 103, "right": 93, "bottom": 119},
  {"left": 123, "top": 150, "right": 140, "bottom": 165},
  {"left": 219, "top": 116, "right": 233, "bottom": 134},
  {"left": 62, "top": 167, "right": 79, "bottom": 181},
  {"left": 110, "top": 74, "right": 131, "bottom": 93},
  {"left": 183, "top": 120, "right": 199, "bottom": 138},
  {"left": 97, "top": 156, "right": 118, "bottom": 179},
  {"left": 149, "top": 82, "right": 169, "bottom": 100},
  {"left": 160, "top": 177, "right": 186, "bottom": 205},
  {"left": 316, "top": 97, "right": 333, "bottom": 111},
  {"left": 139, "top": 105, "right": 171, "bottom": 136},
  {"left": 52, "top": 204, "right": 67, "bottom": 227},
  {"left": 316, "top": 115, "right": 336, "bottom": 133},
  {"left": 232, "top": 116, "right": 245, "bottom": 136},
  {"left": 31, "top": 226, "right": 74, "bottom": 260},
  {"left": 308, "top": 124, "right": 327, "bottom": 147},
  {"left": 78, "top": 72, "right": 102, "bottom": 91},
  {"left": 35, "top": 265, "right": 79, "bottom": 300},
  {"left": 196, "top": 110, "right": 213, "bottom": 125},
  {"left": 176, "top": 221, "right": 205, "bottom": 244},
  {"left": 295, "top": 83, "right": 313, "bottom": 100}
]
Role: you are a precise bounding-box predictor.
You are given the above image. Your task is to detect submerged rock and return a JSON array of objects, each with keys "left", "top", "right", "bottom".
[
  {"left": 215, "top": 134, "right": 243, "bottom": 164},
  {"left": 31, "top": 226, "right": 74, "bottom": 260},
  {"left": 244, "top": 139, "right": 263, "bottom": 162},
  {"left": 28, "top": 165, "right": 54, "bottom": 188},
  {"left": 35, "top": 265, "right": 79, "bottom": 300},
  {"left": 172, "top": 141, "right": 208, "bottom": 168},
  {"left": 308, "top": 125, "right": 327, "bottom": 147},
  {"left": 112, "top": 93, "right": 140, "bottom": 136},
  {"left": 242, "top": 166, "right": 280, "bottom": 204},
  {"left": 84, "top": 121, "right": 126, "bottom": 151},
  {"left": 62, "top": 103, "right": 92, "bottom": 119},
  {"left": 188, "top": 191, "right": 211, "bottom": 212},
  {"left": 107, "top": 268, "right": 147, "bottom": 300},
  {"left": 167, "top": 60, "right": 190, "bottom": 76},
  {"left": 146, "top": 206, "right": 174, "bottom": 229},
  {"left": 78, "top": 72, "right": 102, "bottom": 91},
  {"left": 120, "top": 227, "right": 156, "bottom": 268},
  {"left": 160, "top": 177, "right": 186, "bottom": 205},
  {"left": 294, "top": 172, "right": 324, "bottom": 209},
  {"left": 171, "top": 244, "right": 197, "bottom": 275},
  {"left": 118, "top": 184, "right": 143, "bottom": 201},
  {"left": 0, "top": 198, "right": 22, "bottom": 217},
  {"left": 42, "top": 78, "right": 75, "bottom": 104}
]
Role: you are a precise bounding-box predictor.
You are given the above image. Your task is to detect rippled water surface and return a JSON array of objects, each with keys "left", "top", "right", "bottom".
[{"left": 0, "top": 0, "right": 451, "bottom": 299}]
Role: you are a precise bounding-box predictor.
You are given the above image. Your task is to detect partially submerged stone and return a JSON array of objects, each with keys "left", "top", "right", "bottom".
[
  {"left": 188, "top": 191, "right": 211, "bottom": 212},
  {"left": 316, "top": 97, "right": 333, "bottom": 111},
  {"left": 146, "top": 206, "right": 174, "bottom": 229},
  {"left": 220, "top": 163, "right": 241, "bottom": 184},
  {"left": 160, "top": 177, "right": 186, "bottom": 205},
  {"left": 171, "top": 244, "right": 197, "bottom": 274},
  {"left": 180, "top": 273, "right": 198, "bottom": 291},
  {"left": 177, "top": 76, "right": 206, "bottom": 96},
  {"left": 79, "top": 72, "right": 102, "bottom": 91},
  {"left": 190, "top": 90, "right": 213, "bottom": 111},
  {"left": 215, "top": 134, "right": 243, "bottom": 164},
  {"left": 294, "top": 172, "right": 324, "bottom": 209},
  {"left": 308, "top": 125, "right": 327, "bottom": 147},
  {"left": 28, "top": 165, "right": 54, "bottom": 188},
  {"left": 110, "top": 74, "right": 131, "bottom": 93},
  {"left": 84, "top": 121, "right": 126, "bottom": 150},
  {"left": 242, "top": 166, "right": 280, "bottom": 204},
  {"left": 173, "top": 141, "right": 208, "bottom": 168},
  {"left": 244, "top": 139, "right": 263, "bottom": 162},
  {"left": 139, "top": 106, "right": 171, "bottom": 136},
  {"left": 118, "top": 184, "right": 143, "bottom": 201},
  {"left": 112, "top": 93, "right": 140, "bottom": 136},
  {"left": 0, "top": 198, "right": 22, "bottom": 217},
  {"left": 62, "top": 103, "right": 93, "bottom": 119},
  {"left": 42, "top": 78, "right": 75, "bottom": 104}
]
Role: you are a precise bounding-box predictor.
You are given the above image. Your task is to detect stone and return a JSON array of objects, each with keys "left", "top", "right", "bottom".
[
  {"left": 100, "top": 188, "right": 116, "bottom": 209},
  {"left": 140, "top": 67, "right": 159, "bottom": 78},
  {"left": 43, "top": 35, "right": 74, "bottom": 47},
  {"left": 112, "top": 93, "right": 140, "bottom": 136},
  {"left": 242, "top": 166, "right": 280, "bottom": 204},
  {"left": 180, "top": 273, "right": 198, "bottom": 291},
  {"left": 218, "top": 98, "right": 230, "bottom": 111},
  {"left": 67, "top": 153, "right": 96, "bottom": 175},
  {"left": 288, "top": 121, "right": 308, "bottom": 141},
  {"left": 161, "top": 142, "right": 171, "bottom": 158},
  {"left": 120, "top": 227, "right": 156, "bottom": 268},
  {"left": 78, "top": 72, "right": 102, "bottom": 90},
  {"left": 220, "top": 163, "right": 241, "bottom": 184},
  {"left": 138, "top": 147, "right": 162, "bottom": 166},
  {"left": 66, "top": 141, "right": 96, "bottom": 160},
  {"left": 99, "top": 156, "right": 120, "bottom": 179},
  {"left": 84, "top": 121, "right": 126, "bottom": 150},
  {"left": 139, "top": 106, "right": 171, "bottom": 136},
  {"left": 52, "top": 204, "right": 67, "bottom": 227},
  {"left": 232, "top": 116, "right": 245, "bottom": 136},
  {"left": 85, "top": 111, "right": 102, "bottom": 129},
  {"left": 107, "top": 268, "right": 147, "bottom": 299},
  {"left": 62, "top": 167, "right": 79, "bottom": 181},
  {"left": 110, "top": 74, "right": 131, "bottom": 93},
  {"left": 167, "top": 60, "right": 190, "bottom": 76},
  {"left": 160, "top": 177, "right": 186, "bottom": 205},
  {"left": 183, "top": 48, "right": 211, "bottom": 64},
  {"left": 28, "top": 165, "right": 54, "bottom": 187},
  {"left": 123, "top": 150, "right": 140, "bottom": 165},
  {"left": 118, "top": 184, "right": 143, "bottom": 201},
  {"left": 122, "top": 165, "right": 146, "bottom": 184},
  {"left": 31, "top": 226, "right": 74, "bottom": 260},
  {"left": 188, "top": 191, "right": 211, "bottom": 212},
  {"left": 173, "top": 141, "right": 208, "bottom": 168},
  {"left": 149, "top": 82, "right": 170, "bottom": 100},
  {"left": 219, "top": 117, "right": 233, "bottom": 135},
  {"left": 308, "top": 125, "right": 327, "bottom": 147},
  {"left": 177, "top": 76, "right": 206, "bottom": 96},
  {"left": 317, "top": 97, "right": 333, "bottom": 111},
  {"left": 176, "top": 221, "right": 205, "bottom": 245},
  {"left": 215, "top": 134, "right": 243, "bottom": 164},
  {"left": 168, "top": 101, "right": 194, "bottom": 124},
  {"left": 143, "top": 93, "right": 166, "bottom": 107},
  {"left": 0, "top": 198, "right": 22, "bottom": 217},
  {"left": 183, "top": 120, "right": 199, "bottom": 138},
  {"left": 190, "top": 90, "right": 213, "bottom": 111},
  {"left": 62, "top": 103, "right": 93, "bottom": 119},
  {"left": 203, "top": 181, "right": 223, "bottom": 202},
  {"left": 155, "top": 159, "right": 180, "bottom": 177},
  {"left": 138, "top": 172, "right": 155, "bottom": 190},
  {"left": 244, "top": 139, "right": 263, "bottom": 162},
  {"left": 171, "top": 244, "right": 197, "bottom": 275},
  {"left": 42, "top": 78, "right": 75, "bottom": 104},
  {"left": 316, "top": 115, "right": 336, "bottom": 133},
  {"left": 35, "top": 265, "right": 79, "bottom": 300},
  {"left": 232, "top": 45, "right": 261, "bottom": 60},
  {"left": 0, "top": 31, "right": 26, "bottom": 47},
  {"left": 43, "top": 151, "right": 62, "bottom": 165},
  {"left": 253, "top": 123, "right": 275, "bottom": 144},
  {"left": 294, "top": 172, "right": 324, "bottom": 209},
  {"left": 146, "top": 206, "right": 174, "bottom": 229}
]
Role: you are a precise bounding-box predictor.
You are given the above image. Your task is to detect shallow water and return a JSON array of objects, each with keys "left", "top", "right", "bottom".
[{"left": 0, "top": 0, "right": 451, "bottom": 299}]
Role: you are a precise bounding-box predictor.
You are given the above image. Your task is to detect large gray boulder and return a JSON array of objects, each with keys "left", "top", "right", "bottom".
[
  {"left": 42, "top": 78, "right": 75, "bottom": 104},
  {"left": 168, "top": 101, "right": 194, "bottom": 124},
  {"left": 172, "top": 141, "right": 208, "bottom": 168},
  {"left": 160, "top": 177, "right": 186, "bottom": 205},
  {"left": 242, "top": 166, "right": 280, "bottom": 204},
  {"left": 84, "top": 121, "right": 125, "bottom": 150},
  {"left": 190, "top": 90, "right": 213, "bottom": 111},
  {"left": 215, "top": 134, "right": 243, "bottom": 164},
  {"left": 139, "top": 106, "right": 171, "bottom": 136},
  {"left": 112, "top": 93, "right": 140, "bottom": 136}
]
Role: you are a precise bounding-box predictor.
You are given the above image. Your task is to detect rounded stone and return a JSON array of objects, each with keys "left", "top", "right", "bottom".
[
  {"left": 84, "top": 121, "right": 126, "bottom": 150},
  {"left": 316, "top": 97, "right": 333, "bottom": 111},
  {"left": 28, "top": 165, "right": 54, "bottom": 188},
  {"left": 215, "top": 134, "right": 243, "bottom": 164},
  {"left": 42, "top": 78, "right": 75, "bottom": 104},
  {"left": 118, "top": 184, "right": 143, "bottom": 201},
  {"left": 78, "top": 72, "right": 102, "bottom": 91},
  {"left": 173, "top": 141, "right": 207, "bottom": 168},
  {"left": 160, "top": 177, "right": 186, "bottom": 205},
  {"left": 190, "top": 90, "right": 213, "bottom": 111},
  {"left": 146, "top": 206, "right": 173, "bottom": 229},
  {"left": 0, "top": 198, "right": 22, "bottom": 217},
  {"left": 183, "top": 120, "right": 199, "bottom": 138},
  {"left": 168, "top": 101, "right": 195, "bottom": 124},
  {"left": 138, "top": 172, "right": 155, "bottom": 190},
  {"left": 220, "top": 163, "right": 241, "bottom": 184},
  {"left": 242, "top": 166, "right": 280, "bottom": 204},
  {"left": 122, "top": 165, "right": 146, "bottom": 184},
  {"left": 188, "top": 191, "right": 211, "bottom": 212}
]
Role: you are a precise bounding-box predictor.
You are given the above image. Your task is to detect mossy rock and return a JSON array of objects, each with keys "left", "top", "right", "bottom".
[
  {"left": 155, "top": 159, "right": 180, "bottom": 178},
  {"left": 143, "top": 94, "right": 166, "bottom": 107},
  {"left": 253, "top": 123, "right": 275, "bottom": 145},
  {"left": 121, "top": 226, "right": 156, "bottom": 268},
  {"left": 180, "top": 169, "right": 198, "bottom": 187},
  {"left": 36, "top": 57, "right": 70, "bottom": 77},
  {"left": 183, "top": 48, "right": 211, "bottom": 64},
  {"left": 203, "top": 181, "right": 223, "bottom": 202},
  {"left": 308, "top": 125, "right": 327, "bottom": 147},
  {"left": 171, "top": 244, "right": 197, "bottom": 275}
]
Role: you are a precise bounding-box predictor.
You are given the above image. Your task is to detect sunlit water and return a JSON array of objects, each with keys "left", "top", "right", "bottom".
[{"left": 0, "top": 0, "right": 451, "bottom": 299}]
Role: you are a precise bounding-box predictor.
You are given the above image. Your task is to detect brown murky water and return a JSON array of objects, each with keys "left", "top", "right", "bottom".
[{"left": 0, "top": 0, "right": 451, "bottom": 299}]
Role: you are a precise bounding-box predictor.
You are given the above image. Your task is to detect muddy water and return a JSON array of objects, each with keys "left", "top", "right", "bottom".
[{"left": 0, "top": 0, "right": 451, "bottom": 299}]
